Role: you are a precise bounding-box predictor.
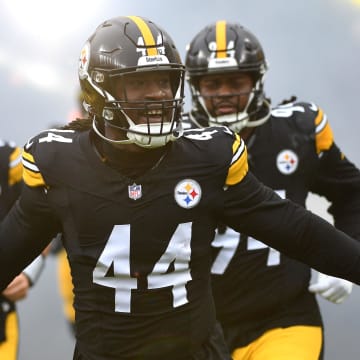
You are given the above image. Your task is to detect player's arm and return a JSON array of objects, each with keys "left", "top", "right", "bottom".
[
  {"left": 307, "top": 106, "right": 360, "bottom": 240},
  {"left": 2, "top": 251, "right": 47, "bottom": 301},
  {"left": 2, "top": 273, "right": 30, "bottom": 302},
  {"left": 223, "top": 171, "right": 360, "bottom": 283},
  {"left": 310, "top": 142, "right": 360, "bottom": 240},
  {"left": 0, "top": 184, "right": 60, "bottom": 291},
  {"left": 220, "top": 135, "right": 360, "bottom": 284},
  {"left": 303, "top": 107, "right": 360, "bottom": 302},
  {"left": 0, "top": 145, "right": 23, "bottom": 220}
]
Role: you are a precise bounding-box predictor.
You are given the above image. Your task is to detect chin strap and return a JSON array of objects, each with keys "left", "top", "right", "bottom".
[
  {"left": 246, "top": 99, "right": 272, "bottom": 128},
  {"left": 196, "top": 91, "right": 271, "bottom": 133}
]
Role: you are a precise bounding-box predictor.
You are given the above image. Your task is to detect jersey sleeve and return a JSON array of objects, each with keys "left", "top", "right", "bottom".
[
  {"left": 0, "top": 143, "right": 23, "bottom": 220},
  {"left": 0, "top": 183, "right": 60, "bottom": 291},
  {"left": 0, "top": 137, "right": 60, "bottom": 291},
  {"left": 22, "top": 148, "right": 47, "bottom": 187},
  {"left": 183, "top": 125, "right": 249, "bottom": 186},
  {"left": 314, "top": 107, "right": 334, "bottom": 154},
  {"left": 221, "top": 171, "right": 360, "bottom": 285},
  {"left": 225, "top": 133, "right": 249, "bottom": 186},
  {"left": 299, "top": 103, "right": 360, "bottom": 240},
  {"left": 310, "top": 140, "right": 360, "bottom": 240},
  {"left": 8, "top": 146, "right": 23, "bottom": 186}
]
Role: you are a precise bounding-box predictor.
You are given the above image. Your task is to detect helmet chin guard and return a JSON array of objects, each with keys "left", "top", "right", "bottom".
[
  {"left": 127, "top": 123, "right": 184, "bottom": 148},
  {"left": 205, "top": 98, "right": 271, "bottom": 133},
  {"left": 92, "top": 117, "right": 184, "bottom": 148}
]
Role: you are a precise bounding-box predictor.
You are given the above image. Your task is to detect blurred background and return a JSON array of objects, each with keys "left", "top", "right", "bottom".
[{"left": 0, "top": 0, "right": 359, "bottom": 358}]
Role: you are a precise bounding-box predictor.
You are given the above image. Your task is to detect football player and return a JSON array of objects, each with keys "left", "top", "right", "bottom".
[
  {"left": 185, "top": 20, "right": 360, "bottom": 360},
  {"left": 0, "top": 140, "right": 46, "bottom": 359},
  {"left": 0, "top": 16, "right": 360, "bottom": 360}
]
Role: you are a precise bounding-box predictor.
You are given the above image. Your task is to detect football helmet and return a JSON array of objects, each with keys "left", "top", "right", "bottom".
[
  {"left": 185, "top": 20, "right": 270, "bottom": 132},
  {"left": 78, "top": 16, "right": 185, "bottom": 148}
]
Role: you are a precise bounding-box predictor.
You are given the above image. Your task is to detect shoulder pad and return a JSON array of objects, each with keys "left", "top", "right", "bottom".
[
  {"left": 183, "top": 125, "right": 233, "bottom": 141},
  {"left": 271, "top": 101, "right": 316, "bottom": 134},
  {"left": 183, "top": 127, "right": 248, "bottom": 186},
  {"left": 8, "top": 147, "right": 23, "bottom": 186},
  {"left": 22, "top": 129, "right": 77, "bottom": 187},
  {"left": 271, "top": 101, "right": 333, "bottom": 154},
  {"left": 295, "top": 102, "right": 333, "bottom": 153}
]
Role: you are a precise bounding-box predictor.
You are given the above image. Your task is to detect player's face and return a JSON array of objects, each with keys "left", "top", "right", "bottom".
[
  {"left": 114, "top": 71, "right": 174, "bottom": 124},
  {"left": 198, "top": 72, "right": 253, "bottom": 117},
  {"left": 104, "top": 71, "right": 174, "bottom": 152}
]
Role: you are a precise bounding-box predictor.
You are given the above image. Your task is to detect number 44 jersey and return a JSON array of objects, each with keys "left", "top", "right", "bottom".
[{"left": 1, "top": 123, "right": 360, "bottom": 359}]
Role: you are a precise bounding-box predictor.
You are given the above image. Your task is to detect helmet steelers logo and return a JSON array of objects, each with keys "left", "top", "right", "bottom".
[
  {"left": 78, "top": 42, "right": 90, "bottom": 79},
  {"left": 276, "top": 149, "right": 298, "bottom": 175},
  {"left": 174, "top": 179, "right": 202, "bottom": 209}
]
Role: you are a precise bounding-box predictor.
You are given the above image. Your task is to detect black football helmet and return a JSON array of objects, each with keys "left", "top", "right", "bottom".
[
  {"left": 185, "top": 20, "right": 270, "bottom": 132},
  {"left": 78, "top": 16, "right": 185, "bottom": 148}
]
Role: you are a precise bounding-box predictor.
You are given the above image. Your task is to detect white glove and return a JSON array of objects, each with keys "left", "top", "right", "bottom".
[{"left": 308, "top": 272, "right": 353, "bottom": 304}]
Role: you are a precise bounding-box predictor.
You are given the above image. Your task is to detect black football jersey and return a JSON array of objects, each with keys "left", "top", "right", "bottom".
[
  {"left": 0, "top": 140, "right": 22, "bottom": 339},
  {"left": 0, "top": 125, "right": 360, "bottom": 359},
  {"left": 194, "top": 101, "right": 360, "bottom": 349},
  {"left": 0, "top": 140, "right": 22, "bottom": 220}
]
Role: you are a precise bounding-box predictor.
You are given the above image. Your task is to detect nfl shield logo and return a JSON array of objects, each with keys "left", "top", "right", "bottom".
[{"left": 128, "top": 183, "right": 142, "bottom": 200}]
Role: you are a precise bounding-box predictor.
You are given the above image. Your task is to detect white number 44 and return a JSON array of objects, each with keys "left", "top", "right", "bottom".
[{"left": 93, "top": 223, "right": 192, "bottom": 313}]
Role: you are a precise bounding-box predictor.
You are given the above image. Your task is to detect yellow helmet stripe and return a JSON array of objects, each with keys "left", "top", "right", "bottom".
[
  {"left": 216, "top": 20, "right": 227, "bottom": 58},
  {"left": 226, "top": 134, "right": 249, "bottom": 185},
  {"left": 314, "top": 108, "right": 334, "bottom": 154},
  {"left": 127, "top": 16, "right": 158, "bottom": 56},
  {"left": 22, "top": 150, "right": 46, "bottom": 187},
  {"left": 8, "top": 147, "right": 23, "bottom": 186}
]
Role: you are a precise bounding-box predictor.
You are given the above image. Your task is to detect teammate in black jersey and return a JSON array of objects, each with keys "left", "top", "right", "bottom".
[
  {"left": 0, "top": 140, "right": 46, "bottom": 359},
  {"left": 1, "top": 16, "right": 360, "bottom": 360},
  {"left": 185, "top": 20, "right": 360, "bottom": 360}
]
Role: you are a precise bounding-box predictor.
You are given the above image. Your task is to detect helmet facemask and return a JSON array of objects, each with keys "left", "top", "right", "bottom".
[
  {"left": 190, "top": 71, "right": 269, "bottom": 133},
  {"left": 91, "top": 66, "right": 185, "bottom": 148}
]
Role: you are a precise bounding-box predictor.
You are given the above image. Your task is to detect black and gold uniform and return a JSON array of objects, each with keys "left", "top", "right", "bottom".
[
  {"left": 0, "top": 125, "right": 360, "bottom": 359},
  {"left": 186, "top": 101, "right": 360, "bottom": 357},
  {"left": 184, "top": 18, "right": 360, "bottom": 359},
  {"left": 0, "top": 140, "right": 23, "bottom": 359}
]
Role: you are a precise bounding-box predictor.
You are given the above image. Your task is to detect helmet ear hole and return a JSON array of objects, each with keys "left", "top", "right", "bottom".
[{"left": 244, "top": 39, "right": 254, "bottom": 51}]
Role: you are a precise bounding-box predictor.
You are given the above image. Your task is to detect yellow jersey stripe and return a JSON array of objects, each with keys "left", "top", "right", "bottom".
[
  {"left": 314, "top": 108, "right": 333, "bottom": 154},
  {"left": 22, "top": 150, "right": 46, "bottom": 187},
  {"left": 127, "top": 16, "right": 158, "bottom": 56},
  {"left": 226, "top": 134, "right": 249, "bottom": 186},
  {"left": 8, "top": 147, "right": 23, "bottom": 186},
  {"left": 216, "top": 20, "right": 227, "bottom": 58}
]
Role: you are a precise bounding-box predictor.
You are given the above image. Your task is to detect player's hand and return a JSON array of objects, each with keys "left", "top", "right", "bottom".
[
  {"left": 1, "top": 273, "right": 31, "bottom": 302},
  {"left": 308, "top": 272, "right": 353, "bottom": 304}
]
